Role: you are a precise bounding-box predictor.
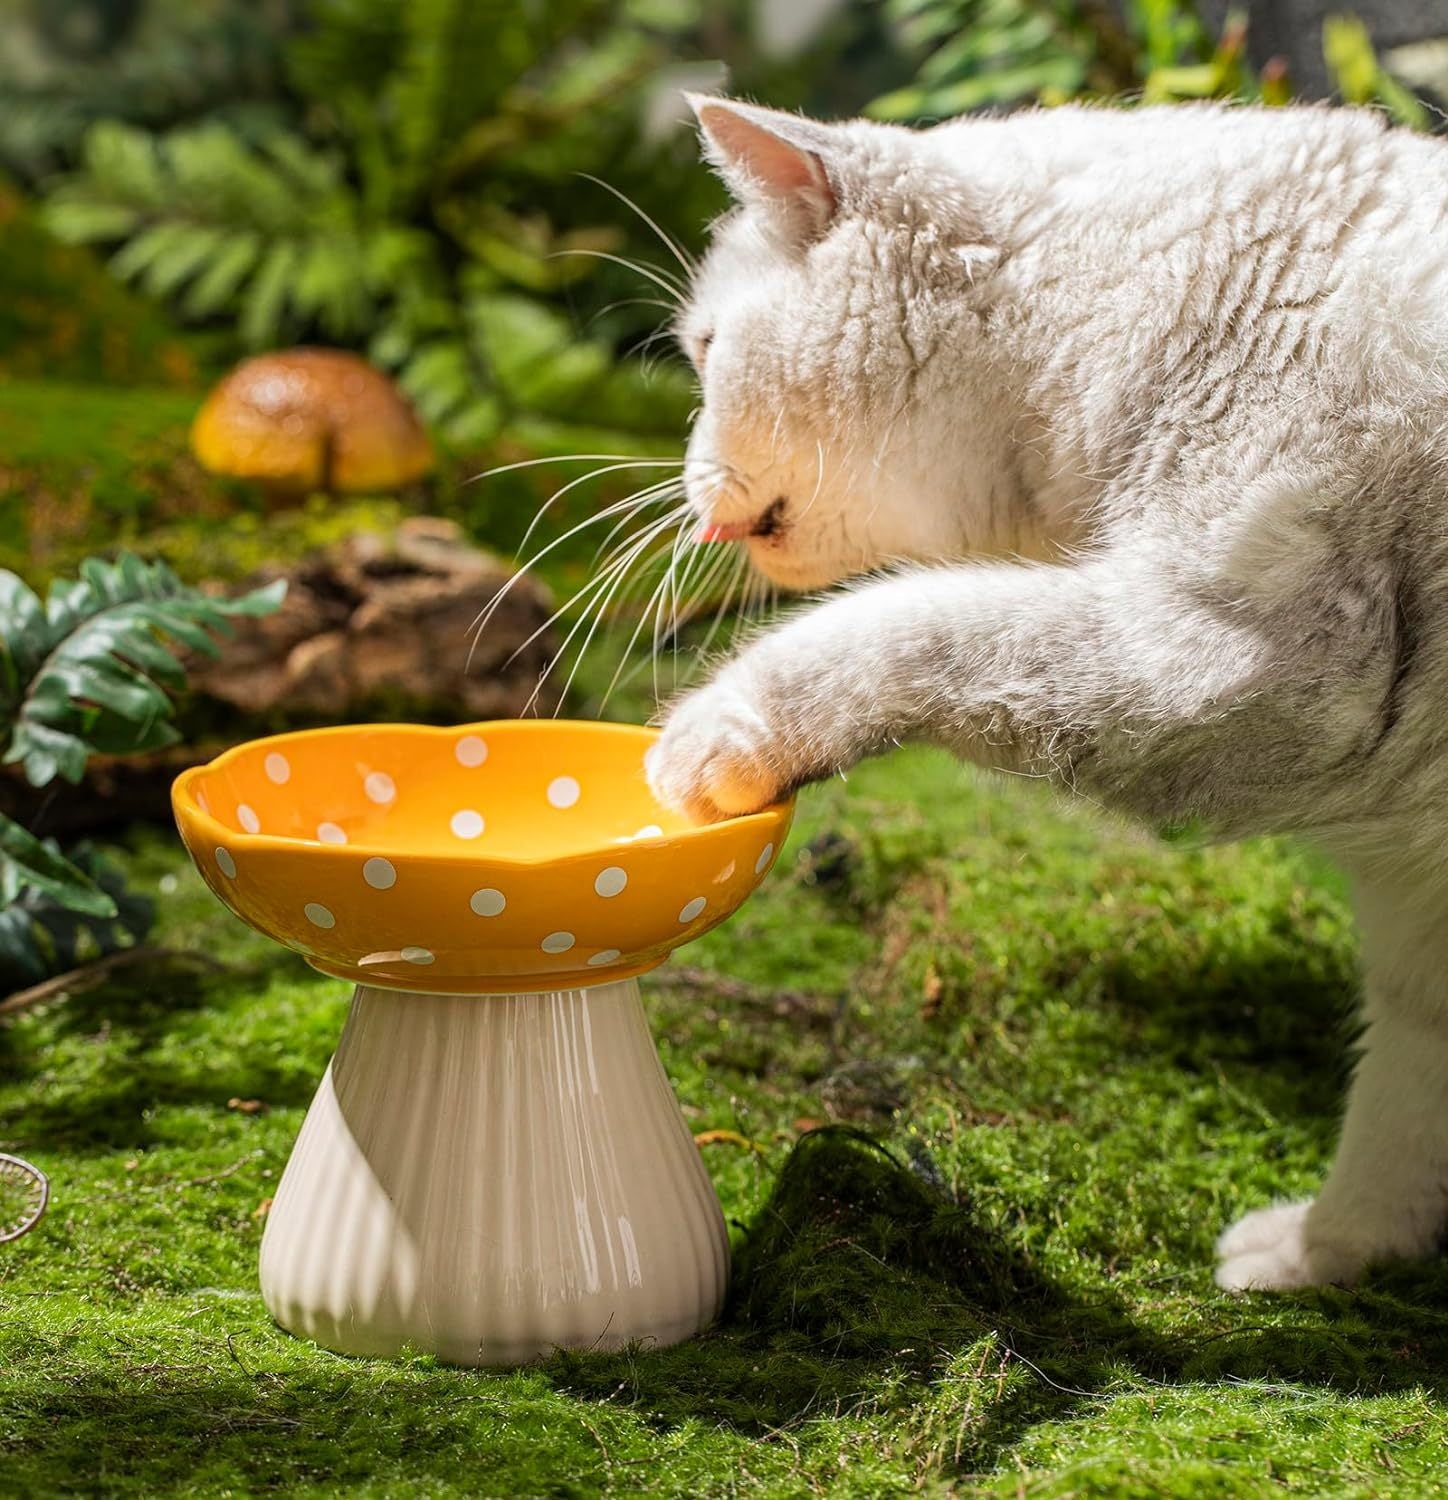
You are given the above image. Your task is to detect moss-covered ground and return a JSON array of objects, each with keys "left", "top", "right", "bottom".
[{"left": 9, "top": 728, "right": 1448, "bottom": 1497}]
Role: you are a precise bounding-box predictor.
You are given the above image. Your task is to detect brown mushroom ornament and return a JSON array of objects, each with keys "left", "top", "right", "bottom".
[{"left": 191, "top": 349, "right": 435, "bottom": 506}]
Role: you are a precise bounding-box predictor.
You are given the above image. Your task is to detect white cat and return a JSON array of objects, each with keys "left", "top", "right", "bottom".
[{"left": 645, "top": 94, "right": 1448, "bottom": 1292}]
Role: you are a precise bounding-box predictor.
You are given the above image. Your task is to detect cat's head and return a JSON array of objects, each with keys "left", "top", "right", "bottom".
[{"left": 677, "top": 97, "right": 1007, "bottom": 591}]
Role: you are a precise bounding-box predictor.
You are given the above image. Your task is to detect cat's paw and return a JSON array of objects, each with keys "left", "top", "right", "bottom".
[
  {"left": 647, "top": 675, "right": 787, "bottom": 823},
  {"left": 1214, "top": 1200, "right": 1364, "bottom": 1291}
]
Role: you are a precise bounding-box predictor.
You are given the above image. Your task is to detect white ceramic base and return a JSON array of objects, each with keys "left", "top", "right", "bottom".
[{"left": 259, "top": 977, "right": 729, "bottom": 1365}]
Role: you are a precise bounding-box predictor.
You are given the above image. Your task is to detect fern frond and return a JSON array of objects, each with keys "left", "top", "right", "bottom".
[
  {"left": 44, "top": 121, "right": 382, "bottom": 345},
  {"left": 0, "top": 554, "right": 284, "bottom": 790},
  {"left": 0, "top": 0, "right": 291, "bottom": 182},
  {"left": 390, "top": 0, "right": 537, "bottom": 201}
]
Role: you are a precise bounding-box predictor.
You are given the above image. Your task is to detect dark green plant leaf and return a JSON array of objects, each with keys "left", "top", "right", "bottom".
[
  {"left": 0, "top": 811, "right": 115, "bottom": 918},
  {"left": 0, "top": 838, "right": 152, "bottom": 991},
  {"left": 0, "top": 555, "right": 284, "bottom": 790}
]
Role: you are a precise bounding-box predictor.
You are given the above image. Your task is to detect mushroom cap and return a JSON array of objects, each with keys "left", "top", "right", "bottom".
[{"left": 191, "top": 349, "right": 434, "bottom": 493}]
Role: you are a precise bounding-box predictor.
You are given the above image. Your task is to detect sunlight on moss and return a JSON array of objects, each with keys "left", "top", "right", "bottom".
[{"left": 8, "top": 746, "right": 1442, "bottom": 1496}]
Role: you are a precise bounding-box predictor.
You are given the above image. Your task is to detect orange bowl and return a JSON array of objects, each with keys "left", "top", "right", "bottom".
[{"left": 172, "top": 721, "right": 794, "bottom": 994}]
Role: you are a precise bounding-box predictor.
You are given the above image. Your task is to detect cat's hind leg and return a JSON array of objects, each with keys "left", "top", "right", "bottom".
[{"left": 1217, "top": 878, "right": 1448, "bottom": 1290}]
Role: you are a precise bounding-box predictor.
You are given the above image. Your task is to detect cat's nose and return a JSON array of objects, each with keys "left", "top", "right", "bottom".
[
  {"left": 694, "top": 519, "right": 753, "bottom": 543},
  {"left": 693, "top": 497, "right": 787, "bottom": 545}
]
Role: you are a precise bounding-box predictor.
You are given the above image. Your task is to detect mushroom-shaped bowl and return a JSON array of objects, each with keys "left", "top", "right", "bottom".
[
  {"left": 173, "top": 721, "right": 789, "bottom": 994},
  {"left": 172, "top": 722, "right": 794, "bottom": 1366}
]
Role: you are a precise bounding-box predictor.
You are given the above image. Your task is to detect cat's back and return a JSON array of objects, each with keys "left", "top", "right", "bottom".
[{"left": 932, "top": 103, "right": 1448, "bottom": 433}]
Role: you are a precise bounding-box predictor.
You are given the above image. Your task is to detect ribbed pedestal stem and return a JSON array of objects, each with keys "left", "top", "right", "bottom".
[{"left": 258, "top": 978, "right": 728, "bottom": 1365}]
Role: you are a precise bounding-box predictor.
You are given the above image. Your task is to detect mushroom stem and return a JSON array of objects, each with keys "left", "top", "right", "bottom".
[{"left": 258, "top": 978, "right": 729, "bottom": 1365}]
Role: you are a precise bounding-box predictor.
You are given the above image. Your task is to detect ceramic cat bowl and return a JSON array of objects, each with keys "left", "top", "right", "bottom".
[{"left": 172, "top": 721, "right": 793, "bottom": 1366}]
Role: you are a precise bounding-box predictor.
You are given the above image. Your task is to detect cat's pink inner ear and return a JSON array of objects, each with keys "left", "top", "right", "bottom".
[{"left": 690, "top": 97, "right": 837, "bottom": 234}]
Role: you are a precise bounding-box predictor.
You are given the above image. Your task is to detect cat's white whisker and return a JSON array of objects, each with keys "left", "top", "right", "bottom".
[
  {"left": 548, "top": 249, "right": 688, "bottom": 305},
  {"left": 526, "top": 522, "right": 683, "bottom": 716},
  {"left": 509, "top": 510, "right": 685, "bottom": 696},
  {"left": 516, "top": 463, "right": 685, "bottom": 559},
  {"left": 577, "top": 173, "right": 698, "bottom": 278},
  {"left": 550, "top": 516, "right": 694, "bottom": 713},
  {"left": 466, "top": 483, "right": 686, "bottom": 668},
  {"left": 465, "top": 453, "right": 684, "bottom": 486}
]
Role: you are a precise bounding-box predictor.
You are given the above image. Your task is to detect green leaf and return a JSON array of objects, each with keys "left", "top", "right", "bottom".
[
  {"left": 0, "top": 572, "right": 47, "bottom": 702},
  {"left": 179, "top": 231, "right": 260, "bottom": 319},
  {"left": 0, "top": 812, "right": 116, "bottom": 918},
  {"left": 143, "top": 224, "right": 227, "bottom": 299},
  {"left": 41, "top": 199, "right": 141, "bottom": 244},
  {"left": 0, "top": 838, "right": 152, "bottom": 991},
  {"left": 239, "top": 240, "right": 302, "bottom": 347},
  {"left": 1323, "top": 14, "right": 1430, "bottom": 128},
  {"left": 1, "top": 557, "right": 284, "bottom": 790}
]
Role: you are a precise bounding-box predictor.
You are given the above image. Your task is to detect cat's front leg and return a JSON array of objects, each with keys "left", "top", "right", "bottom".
[
  {"left": 648, "top": 550, "right": 1265, "bottom": 822},
  {"left": 645, "top": 587, "right": 905, "bottom": 822},
  {"left": 1217, "top": 877, "right": 1448, "bottom": 1290},
  {"left": 647, "top": 560, "right": 1068, "bottom": 821},
  {"left": 645, "top": 652, "right": 802, "bottom": 822}
]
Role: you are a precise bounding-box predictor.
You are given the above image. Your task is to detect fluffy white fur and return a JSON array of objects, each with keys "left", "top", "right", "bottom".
[{"left": 645, "top": 95, "right": 1448, "bottom": 1291}]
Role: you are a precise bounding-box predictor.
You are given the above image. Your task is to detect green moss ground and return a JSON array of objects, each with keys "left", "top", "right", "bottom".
[{"left": 8, "top": 740, "right": 1448, "bottom": 1497}]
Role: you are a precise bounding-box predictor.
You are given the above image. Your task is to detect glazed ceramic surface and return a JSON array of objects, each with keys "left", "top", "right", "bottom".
[
  {"left": 260, "top": 980, "right": 729, "bottom": 1365},
  {"left": 172, "top": 721, "right": 794, "bottom": 993}
]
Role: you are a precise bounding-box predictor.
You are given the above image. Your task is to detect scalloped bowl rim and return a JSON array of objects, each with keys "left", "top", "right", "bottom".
[{"left": 172, "top": 719, "right": 793, "bottom": 869}]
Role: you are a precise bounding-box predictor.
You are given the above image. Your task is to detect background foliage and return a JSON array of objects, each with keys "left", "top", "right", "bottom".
[
  {"left": 0, "top": 0, "right": 1434, "bottom": 584},
  {"left": 0, "top": 556, "right": 280, "bottom": 987}
]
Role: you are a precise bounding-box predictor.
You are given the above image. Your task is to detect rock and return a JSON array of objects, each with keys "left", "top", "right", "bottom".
[{"left": 190, "top": 516, "right": 561, "bottom": 722}]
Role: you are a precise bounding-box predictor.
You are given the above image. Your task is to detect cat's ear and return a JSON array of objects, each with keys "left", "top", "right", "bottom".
[{"left": 686, "top": 95, "right": 838, "bottom": 241}]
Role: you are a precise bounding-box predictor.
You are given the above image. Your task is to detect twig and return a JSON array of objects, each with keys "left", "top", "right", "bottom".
[
  {"left": 90, "top": 1150, "right": 265, "bottom": 1199},
  {"left": 650, "top": 964, "right": 838, "bottom": 1020},
  {"left": 0, "top": 946, "right": 226, "bottom": 1019},
  {"left": 693, "top": 1128, "right": 767, "bottom": 1155}
]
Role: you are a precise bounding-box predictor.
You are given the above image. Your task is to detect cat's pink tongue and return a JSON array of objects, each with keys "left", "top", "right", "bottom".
[{"left": 694, "top": 521, "right": 751, "bottom": 544}]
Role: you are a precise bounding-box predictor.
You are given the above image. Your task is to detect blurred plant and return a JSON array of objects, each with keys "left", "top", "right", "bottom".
[
  {"left": 0, "top": 0, "right": 296, "bottom": 183},
  {"left": 869, "top": 0, "right": 1110, "bottom": 117},
  {"left": 870, "top": 0, "right": 1432, "bottom": 122},
  {"left": 41, "top": 0, "right": 701, "bottom": 449},
  {"left": 1323, "top": 14, "right": 1432, "bottom": 130},
  {"left": 0, "top": 554, "right": 282, "bottom": 989}
]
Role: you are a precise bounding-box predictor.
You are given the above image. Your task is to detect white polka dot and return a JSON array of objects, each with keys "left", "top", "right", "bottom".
[
  {"left": 455, "top": 735, "right": 488, "bottom": 768},
  {"left": 317, "top": 822, "right": 347, "bottom": 845},
  {"left": 594, "top": 866, "right": 627, "bottom": 898},
  {"left": 634, "top": 824, "right": 663, "bottom": 840},
  {"left": 265, "top": 752, "right": 290, "bottom": 785},
  {"left": 469, "top": 888, "right": 506, "bottom": 917},
  {"left": 450, "top": 809, "right": 485, "bottom": 840},
  {"left": 401, "top": 946, "right": 435, "bottom": 965},
  {"left": 237, "top": 804, "right": 260, "bottom": 834},
  {"left": 541, "top": 931, "right": 575, "bottom": 954},
  {"left": 364, "top": 772, "right": 396, "bottom": 805},
  {"left": 547, "top": 776, "right": 580, "bottom": 809},
  {"left": 679, "top": 896, "right": 706, "bottom": 923},
  {"left": 714, "top": 860, "right": 736, "bottom": 883},
  {"left": 588, "top": 949, "right": 622, "bottom": 966},
  {"left": 755, "top": 842, "right": 775, "bottom": 874},
  {"left": 363, "top": 857, "right": 397, "bottom": 890},
  {"left": 215, "top": 847, "right": 237, "bottom": 879},
  {"left": 304, "top": 903, "right": 335, "bottom": 929}
]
